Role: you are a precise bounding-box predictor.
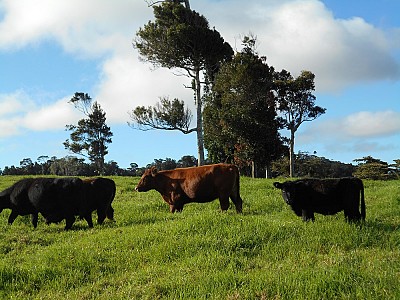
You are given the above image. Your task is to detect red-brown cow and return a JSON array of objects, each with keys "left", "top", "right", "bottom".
[{"left": 135, "top": 164, "right": 243, "bottom": 213}]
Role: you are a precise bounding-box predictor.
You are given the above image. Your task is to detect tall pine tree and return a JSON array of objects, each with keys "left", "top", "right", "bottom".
[{"left": 64, "top": 93, "right": 113, "bottom": 174}]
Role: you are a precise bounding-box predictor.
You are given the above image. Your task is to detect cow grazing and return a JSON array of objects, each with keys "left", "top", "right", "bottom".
[
  {"left": 82, "top": 177, "right": 116, "bottom": 226},
  {"left": 135, "top": 163, "right": 243, "bottom": 213},
  {"left": 0, "top": 178, "right": 39, "bottom": 227},
  {"left": 28, "top": 177, "right": 87, "bottom": 230},
  {"left": 273, "top": 178, "right": 365, "bottom": 222}
]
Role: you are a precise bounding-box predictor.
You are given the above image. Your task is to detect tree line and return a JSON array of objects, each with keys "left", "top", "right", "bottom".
[
  {"left": 0, "top": 155, "right": 198, "bottom": 177},
  {"left": 1, "top": 154, "right": 398, "bottom": 180}
]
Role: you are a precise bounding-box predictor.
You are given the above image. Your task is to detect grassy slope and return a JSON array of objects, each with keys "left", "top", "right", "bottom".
[{"left": 0, "top": 176, "right": 399, "bottom": 299}]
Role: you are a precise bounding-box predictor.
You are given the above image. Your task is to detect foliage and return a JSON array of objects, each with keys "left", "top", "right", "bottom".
[
  {"left": 0, "top": 176, "right": 399, "bottom": 299},
  {"left": 204, "top": 37, "right": 285, "bottom": 171},
  {"left": 133, "top": 1, "right": 233, "bottom": 165},
  {"left": 145, "top": 155, "right": 198, "bottom": 171},
  {"left": 64, "top": 95, "right": 113, "bottom": 174},
  {"left": 275, "top": 70, "right": 326, "bottom": 177},
  {"left": 134, "top": 2, "right": 232, "bottom": 77},
  {"left": 128, "top": 97, "right": 194, "bottom": 134},
  {"left": 353, "top": 156, "right": 396, "bottom": 180},
  {"left": 391, "top": 159, "right": 400, "bottom": 178},
  {"left": 272, "top": 152, "right": 355, "bottom": 178},
  {"left": 0, "top": 155, "right": 199, "bottom": 177}
]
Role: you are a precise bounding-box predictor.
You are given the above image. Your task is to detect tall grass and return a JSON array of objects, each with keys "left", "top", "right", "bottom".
[{"left": 0, "top": 176, "right": 399, "bottom": 299}]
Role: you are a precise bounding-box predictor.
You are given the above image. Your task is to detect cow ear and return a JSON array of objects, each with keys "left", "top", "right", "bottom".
[
  {"left": 273, "top": 182, "right": 282, "bottom": 189},
  {"left": 151, "top": 167, "right": 158, "bottom": 176}
]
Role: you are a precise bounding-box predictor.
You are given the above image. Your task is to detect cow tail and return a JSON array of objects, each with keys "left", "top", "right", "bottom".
[
  {"left": 360, "top": 180, "right": 366, "bottom": 220},
  {"left": 106, "top": 183, "right": 116, "bottom": 220}
]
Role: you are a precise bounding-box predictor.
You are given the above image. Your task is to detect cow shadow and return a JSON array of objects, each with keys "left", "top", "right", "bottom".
[{"left": 363, "top": 219, "right": 399, "bottom": 233}]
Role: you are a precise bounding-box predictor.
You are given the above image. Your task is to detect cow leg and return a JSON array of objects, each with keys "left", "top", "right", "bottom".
[
  {"left": 302, "top": 210, "right": 314, "bottom": 222},
  {"left": 96, "top": 210, "right": 106, "bottom": 225},
  {"left": 31, "top": 213, "right": 38, "bottom": 228},
  {"left": 106, "top": 205, "right": 114, "bottom": 220},
  {"left": 84, "top": 214, "right": 94, "bottom": 228},
  {"left": 64, "top": 216, "right": 76, "bottom": 230},
  {"left": 7, "top": 210, "right": 18, "bottom": 225},
  {"left": 230, "top": 194, "right": 243, "bottom": 213},
  {"left": 219, "top": 197, "right": 230, "bottom": 211}
]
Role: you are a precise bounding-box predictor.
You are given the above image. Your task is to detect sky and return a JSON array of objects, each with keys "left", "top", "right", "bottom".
[{"left": 0, "top": 0, "right": 399, "bottom": 170}]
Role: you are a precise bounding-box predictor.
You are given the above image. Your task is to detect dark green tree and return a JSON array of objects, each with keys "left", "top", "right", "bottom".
[
  {"left": 353, "top": 156, "right": 393, "bottom": 180},
  {"left": 275, "top": 70, "right": 326, "bottom": 177},
  {"left": 272, "top": 152, "right": 354, "bottom": 178},
  {"left": 204, "top": 37, "right": 285, "bottom": 177},
  {"left": 391, "top": 159, "right": 400, "bottom": 178},
  {"left": 132, "top": 1, "right": 233, "bottom": 165},
  {"left": 177, "top": 155, "right": 197, "bottom": 167},
  {"left": 64, "top": 93, "right": 113, "bottom": 174}
]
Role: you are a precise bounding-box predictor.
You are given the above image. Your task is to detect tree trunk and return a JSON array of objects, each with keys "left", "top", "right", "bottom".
[
  {"left": 195, "top": 68, "right": 205, "bottom": 166},
  {"left": 289, "top": 129, "right": 295, "bottom": 177},
  {"left": 183, "top": 0, "right": 190, "bottom": 9},
  {"left": 265, "top": 163, "right": 272, "bottom": 178},
  {"left": 251, "top": 161, "right": 255, "bottom": 178}
]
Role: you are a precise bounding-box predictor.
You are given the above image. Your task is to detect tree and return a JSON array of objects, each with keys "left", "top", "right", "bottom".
[
  {"left": 353, "top": 156, "right": 393, "bottom": 180},
  {"left": 275, "top": 70, "right": 326, "bottom": 177},
  {"left": 204, "top": 37, "right": 285, "bottom": 177},
  {"left": 129, "top": 97, "right": 194, "bottom": 134},
  {"left": 19, "top": 158, "right": 35, "bottom": 175},
  {"left": 146, "top": 0, "right": 190, "bottom": 9},
  {"left": 49, "top": 156, "right": 87, "bottom": 176},
  {"left": 271, "top": 152, "right": 354, "bottom": 178},
  {"left": 64, "top": 93, "right": 113, "bottom": 174},
  {"left": 132, "top": 1, "right": 233, "bottom": 165},
  {"left": 37, "top": 155, "right": 50, "bottom": 175},
  {"left": 177, "top": 155, "right": 197, "bottom": 167},
  {"left": 391, "top": 159, "right": 400, "bottom": 178}
]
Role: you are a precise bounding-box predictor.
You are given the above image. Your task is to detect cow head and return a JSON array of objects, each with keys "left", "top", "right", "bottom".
[
  {"left": 135, "top": 167, "right": 158, "bottom": 192},
  {"left": 0, "top": 188, "right": 12, "bottom": 211},
  {"left": 273, "top": 181, "right": 295, "bottom": 205}
]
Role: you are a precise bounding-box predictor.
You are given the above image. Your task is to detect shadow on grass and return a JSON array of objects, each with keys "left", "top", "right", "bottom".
[{"left": 364, "top": 219, "right": 400, "bottom": 233}]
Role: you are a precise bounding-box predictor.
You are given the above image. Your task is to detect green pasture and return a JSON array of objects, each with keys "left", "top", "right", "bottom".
[{"left": 0, "top": 176, "right": 399, "bottom": 299}]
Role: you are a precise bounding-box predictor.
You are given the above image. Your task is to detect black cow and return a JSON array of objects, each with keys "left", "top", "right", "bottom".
[
  {"left": 273, "top": 178, "right": 365, "bottom": 222},
  {"left": 0, "top": 178, "right": 39, "bottom": 227},
  {"left": 82, "top": 177, "right": 116, "bottom": 225},
  {"left": 28, "top": 177, "right": 88, "bottom": 230}
]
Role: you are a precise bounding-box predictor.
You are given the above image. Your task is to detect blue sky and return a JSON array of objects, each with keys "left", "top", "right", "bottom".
[{"left": 0, "top": 0, "right": 399, "bottom": 170}]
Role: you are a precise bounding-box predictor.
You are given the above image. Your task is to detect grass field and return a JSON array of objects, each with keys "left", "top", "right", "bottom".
[{"left": 0, "top": 176, "right": 399, "bottom": 299}]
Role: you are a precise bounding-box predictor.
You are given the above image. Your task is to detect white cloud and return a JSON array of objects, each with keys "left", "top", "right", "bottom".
[
  {"left": 22, "top": 97, "right": 80, "bottom": 131},
  {"left": 343, "top": 111, "right": 400, "bottom": 137},
  {"left": 203, "top": 0, "right": 400, "bottom": 91},
  {"left": 0, "top": 0, "right": 149, "bottom": 57},
  {"left": 95, "top": 50, "right": 195, "bottom": 124},
  {"left": 0, "top": 92, "right": 80, "bottom": 137},
  {"left": 300, "top": 110, "right": 400, "bottom": 142},
  {"left": 0, "top": 91, "right": 30, "bottom": 117}
]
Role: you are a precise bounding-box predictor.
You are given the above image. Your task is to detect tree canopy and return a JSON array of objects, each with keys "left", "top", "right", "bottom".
[
  {"left": 64, "top": 94, "right": 113, "bottom": 174},
  {"left": 129, "top": 97, "right": 194, "bottom": 134},
  {"left": 204, "top": 37, "right": 285, "bottom": 176}
]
